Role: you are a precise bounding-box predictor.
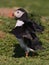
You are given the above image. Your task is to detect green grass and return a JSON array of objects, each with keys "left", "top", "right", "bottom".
[
  {"left": 0, "top": 0, "right": 49, "bottom": 65},
  {"left": 0, "top": 0, "right": 49, "bottom": 15},
  {"left": 0, "top": 16, "right": 49, "bottom": 65},
  {"left": 0, "top": 55, "right": 49, "bottom": 65}
]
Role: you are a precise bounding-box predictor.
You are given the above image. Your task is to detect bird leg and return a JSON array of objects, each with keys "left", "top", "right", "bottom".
[{"left": 25, "top": 52, "right": 29, "bottom": 57}]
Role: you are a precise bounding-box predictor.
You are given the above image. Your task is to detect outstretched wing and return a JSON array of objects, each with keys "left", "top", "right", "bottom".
[
  {"left": 24, "top": 20, "right": 44, "bottom": 33},
  {"left": 32, "top": 21, "right": 44, "bottom": 33}
]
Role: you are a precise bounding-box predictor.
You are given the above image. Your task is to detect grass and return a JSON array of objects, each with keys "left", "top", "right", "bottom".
[
  {"left": 0, "top": 0, "right": 49, "bottom": 65},
  {"left": 0, "top": 16, "right": 49, "bottom": 65},
  {"left": 0, "top": 55, "right": 49, "bottom": 65},
  {"left": 0, "top": 0, "right": 49, "bottom": 15}
]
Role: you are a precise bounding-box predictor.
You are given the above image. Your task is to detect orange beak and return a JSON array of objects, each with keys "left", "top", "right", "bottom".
[{"left": 8, "top": 11, "right": 14, "bottom": 18}]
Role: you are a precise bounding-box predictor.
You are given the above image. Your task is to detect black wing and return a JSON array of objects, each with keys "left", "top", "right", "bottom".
[{"left": 24, "top": 20, "right": 44, "bottom": 33}]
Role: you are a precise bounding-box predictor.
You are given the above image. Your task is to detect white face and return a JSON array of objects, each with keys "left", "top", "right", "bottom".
[{"left": 14, "top": 10, "right": 24, "bottom": 18}]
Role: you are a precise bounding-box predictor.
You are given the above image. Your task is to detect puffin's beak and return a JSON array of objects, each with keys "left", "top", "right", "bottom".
[
  {"left": 12, "top": 13, "right": 14, "bottom": 17},
  {"left": 12, "top": 13, "right": 16, "bottom": 19}
]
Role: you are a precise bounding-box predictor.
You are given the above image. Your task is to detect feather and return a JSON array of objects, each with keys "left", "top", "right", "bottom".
[
  {"left": 23, "top": 20, "right": 44, "bottom": 33},
  {"left": 23, "top": 37, "right": 44, "bottom": 50},
  {"left": 9, "top": 19, "right": 44, "bottom": 52}
]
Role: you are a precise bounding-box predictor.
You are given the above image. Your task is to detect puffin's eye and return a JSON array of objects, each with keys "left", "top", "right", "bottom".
[{"left": 17, "top": 11, "right": 19, "bottom": 13}]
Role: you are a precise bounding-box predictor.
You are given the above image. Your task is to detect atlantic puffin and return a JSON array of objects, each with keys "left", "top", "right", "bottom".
[{"left": 10, "top": 8, "right": 44, "bottom": 57}]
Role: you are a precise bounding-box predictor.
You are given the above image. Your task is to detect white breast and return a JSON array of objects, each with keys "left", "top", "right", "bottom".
[{"left": 15, "top": 20, "right": 24, "bottom": 27}]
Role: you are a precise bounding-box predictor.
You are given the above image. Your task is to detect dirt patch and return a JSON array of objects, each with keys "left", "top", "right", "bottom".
[
  {"left": 41, "top": 16, "right": 49, "bottom": 22},
  {"left": 0, "top": 20, "right": 4, "bottom": 25},
  {"left": 0, "top": 7, "right": 19, "bottom": 18},
  {"left": 0, "top": 31, "right": 6, "bottom": 39}
]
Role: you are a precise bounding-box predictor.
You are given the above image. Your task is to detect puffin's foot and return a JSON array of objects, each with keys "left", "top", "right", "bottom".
[{"left": 25, "top": 52, "right": 29, "bottom": 57}]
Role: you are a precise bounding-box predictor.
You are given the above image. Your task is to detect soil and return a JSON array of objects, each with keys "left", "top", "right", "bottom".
[
  {"left": 0, "top": 31, "right": 6, "bottom": 39},
  {"left": 0, "top": 7, "right": 19, "bottom": 18}
]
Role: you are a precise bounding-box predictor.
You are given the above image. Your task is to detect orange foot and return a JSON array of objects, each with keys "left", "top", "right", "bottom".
[{"left": 25, "top": 52, "right": 29, "bottom": 57}]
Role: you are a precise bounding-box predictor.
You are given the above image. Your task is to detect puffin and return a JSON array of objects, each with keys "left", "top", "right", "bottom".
[{"left": 10, "top": 8, "right": 44, "bottom": 57}]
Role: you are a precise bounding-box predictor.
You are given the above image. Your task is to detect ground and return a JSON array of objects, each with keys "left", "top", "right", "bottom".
[{"left": 0, "top": 0, "right": 49, "bottom": 65}]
